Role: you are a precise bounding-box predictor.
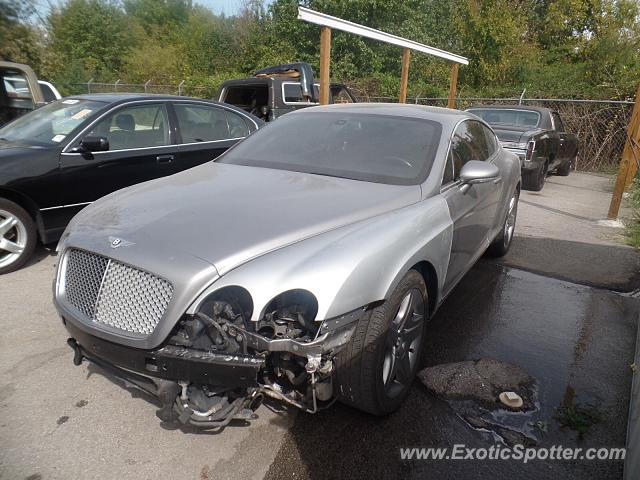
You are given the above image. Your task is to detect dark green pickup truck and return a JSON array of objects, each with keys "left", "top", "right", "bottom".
[{"left": 217, "top": 62, "right": 357, "bottom": 122}]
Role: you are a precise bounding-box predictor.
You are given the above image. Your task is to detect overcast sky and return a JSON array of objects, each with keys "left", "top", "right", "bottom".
[{"left": 200, "top": 0, "right": 247, "bottom": 15}]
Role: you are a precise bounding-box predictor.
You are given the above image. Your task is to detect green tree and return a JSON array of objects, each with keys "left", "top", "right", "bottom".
[
  {"left": 123, "top": 0, "right": 192, "bottom": 40},
  {"left": 48, "top": 0, "right": 135, "bottom": 82},
  {"left": 0, "top": 0, "right": 44, "bottom": 69}
]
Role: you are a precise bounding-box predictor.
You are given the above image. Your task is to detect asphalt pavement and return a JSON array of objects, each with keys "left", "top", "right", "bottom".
[
  {"left": 496, "top": 173, "right": 640, "bottom": 292},
  {"left": 1, "top": 172, "right": 638, "bottom": 480}
]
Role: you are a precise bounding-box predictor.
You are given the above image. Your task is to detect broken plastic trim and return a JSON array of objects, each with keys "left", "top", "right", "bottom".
[{"left": 240, "top": 305, "right": 364, "bottom": 357}]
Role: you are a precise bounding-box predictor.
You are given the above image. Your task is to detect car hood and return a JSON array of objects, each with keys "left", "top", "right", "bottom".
[
  {"left": 71, "top": 162, "right": 422, "bottom": 275},
  {"left": 0, "top": 139, "right": 48, "bottom": 155},
  {"left": 492, "top": 125, "right": 542, "bottom": 144}
]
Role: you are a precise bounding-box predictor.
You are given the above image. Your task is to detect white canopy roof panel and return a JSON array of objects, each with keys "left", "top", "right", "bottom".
[{"left": 298, "top": 6, "right": 469, "bottom": 66}]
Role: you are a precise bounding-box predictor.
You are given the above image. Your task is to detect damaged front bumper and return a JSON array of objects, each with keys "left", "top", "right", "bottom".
[{"left": 62, "top": 307, "right": 363, "bottom": 428}]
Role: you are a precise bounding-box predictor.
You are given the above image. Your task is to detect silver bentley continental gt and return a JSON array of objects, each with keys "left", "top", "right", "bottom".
[{"left": 54, "top": 104, "right": 520, "bottom": 427}]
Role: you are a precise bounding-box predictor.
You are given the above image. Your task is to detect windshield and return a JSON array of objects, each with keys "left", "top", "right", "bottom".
[
  {"left": 468, "top": 108, "right": 540, "bottom": 128},
  {"left": 0, "top": 98, "right": 107, "bottom": 146},
  {"left": 218, "top": 111, "right": 442, "bottom": 185}
]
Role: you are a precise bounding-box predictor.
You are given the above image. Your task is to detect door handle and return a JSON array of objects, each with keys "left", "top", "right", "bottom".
[{"left": 156, "top": 154, "right": 174, "bottom": 163}]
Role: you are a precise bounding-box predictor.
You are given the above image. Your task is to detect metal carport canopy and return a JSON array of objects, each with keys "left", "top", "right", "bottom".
[{"left": 297, "top": 6, "right": 469, "bottom": 65}]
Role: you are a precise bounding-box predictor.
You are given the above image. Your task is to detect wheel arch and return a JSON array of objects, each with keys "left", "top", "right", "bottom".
[
  {"left": 409, "top": 260, "right": 439, "bottom": 316},
  {"left": 0, "top": 188, "right": 42, "bottom": 238}
]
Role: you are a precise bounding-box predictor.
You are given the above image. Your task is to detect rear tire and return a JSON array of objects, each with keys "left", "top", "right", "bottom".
[
  {"left": 335, "top": 270, "right": 428, "bottom": 415},
  {"left": 487, "top": 188, "right": 519, "bottom": 258},
  {"left": 523, "top": 161, "right": 547, "bottom": 191},
  {"left": 0, "top": 198, "right": 36, "bottom": 275},
  {"left": 556, "top": 158, "right": 571, "bottom": 176}
]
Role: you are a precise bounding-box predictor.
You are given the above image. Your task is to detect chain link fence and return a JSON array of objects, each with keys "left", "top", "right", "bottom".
[
  {"left": 60, "top": 81, "right": 218, "bottom": 99},
  {"left": 362, "top": 96, "right": 634, "bottom": 172},
  {"left": 61, "top": 81, "right": 634, "bottom": 172}
]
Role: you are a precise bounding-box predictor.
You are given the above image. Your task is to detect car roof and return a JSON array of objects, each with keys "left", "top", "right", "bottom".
[
  {"left": 466, "top": 105, "right": 553, "bottom": 114},
  {"left": 63, "top": 93, "right": 263, "bottom": 125},
  {"left": 290, "top": 103, "right": 473, "bottom": 127},
  {"left": 67, "top": 93, "right": 228, "bottom": 105}
]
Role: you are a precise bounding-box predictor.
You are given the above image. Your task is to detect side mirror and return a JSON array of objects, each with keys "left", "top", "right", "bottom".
[
  {"left": 80, "top": 136, "right": 109, "bottom": 152},
  {"left": 459, "top": 160, "right": 500, "bottom": 186}
]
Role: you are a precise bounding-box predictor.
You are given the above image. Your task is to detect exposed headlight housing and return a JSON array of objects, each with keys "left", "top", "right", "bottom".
[{"left": 257, "top": 289, "right": 319, "bottom": 340}]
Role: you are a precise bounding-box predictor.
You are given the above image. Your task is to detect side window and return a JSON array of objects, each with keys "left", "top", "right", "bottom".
[
  {"left": 331, "top": 86, "right": 354, "bottom": 104},
  {"left": 85, "top": 104, "right": 170, "bottom": 150},
  {"left": 282, "top": 83, "right": 318, "bottom": 104},
  {"left": 552, "top": 112, "right": 565, "bottom": 132},
  {"left": 442, "top": 150, "right": 455, "bottom": 184},
  {"left": 450, "top": 120, "right": 491, "bottom": 178},
  {"left": 40, "top": 84, "right": 57, "bottom": 102},
  {"left": 225, "top": 110, "right": 250, "bottom": 138},
  {"left": 175, "top": 104, "right": 233, "bottom": 143},
  {"left": 482, "top": 124, "right": 498, "bottom": 157},
  {"left": 2, "top": 71, "right": 34, "bottom": 110}
]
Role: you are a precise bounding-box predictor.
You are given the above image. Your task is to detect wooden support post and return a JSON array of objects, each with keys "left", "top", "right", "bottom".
[
  {"left": 608, "top": 84, "right": 640, "bottom": 219},
  {"left": 399, "top": 48, "right": 411, "bottom": 103},
  {"left": 447, "top": 63, "right": 459, "bottom": 109},
  {"left": 319, "top": 26, "right": 332, "bottom": 106},
  {"left": 623, "top": 91, "right": 640, "bottom": 190}
]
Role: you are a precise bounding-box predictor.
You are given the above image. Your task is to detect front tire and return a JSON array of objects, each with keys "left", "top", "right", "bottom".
[
  {"left": 335, "top": 270, "right": 428, "bottom": 415},
  {"left": 0, "top": 199, "right": 36, "bottom": 275}
]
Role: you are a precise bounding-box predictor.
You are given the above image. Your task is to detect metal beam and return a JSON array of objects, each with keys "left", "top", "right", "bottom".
[{"left": 298, "top": 6, "right": 469, "bottom": 65}]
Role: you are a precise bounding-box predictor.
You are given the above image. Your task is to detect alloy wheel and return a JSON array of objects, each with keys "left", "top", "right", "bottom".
[
  {"left": 382, "top": 288, "right": 425, "bottom": 398},
  {"left": 503, "top": 193, "right": 518, "bottom": 249},
  {"left": 0, "top": 208, "right": 27, "bottom": 269}
]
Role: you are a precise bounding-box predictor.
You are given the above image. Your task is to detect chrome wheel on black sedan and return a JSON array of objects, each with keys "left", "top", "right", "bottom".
[{"left": 0, "top": 199, "right": 36, "bottom": 274}]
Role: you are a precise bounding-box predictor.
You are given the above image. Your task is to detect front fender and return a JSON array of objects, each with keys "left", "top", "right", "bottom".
[{"left": 187, "top": 197, "right": 453, "bottom": 322}]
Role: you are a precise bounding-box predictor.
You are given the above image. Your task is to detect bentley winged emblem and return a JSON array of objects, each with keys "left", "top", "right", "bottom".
[{"left": 109, "top": 236, "right": 135, "bottom": 249}]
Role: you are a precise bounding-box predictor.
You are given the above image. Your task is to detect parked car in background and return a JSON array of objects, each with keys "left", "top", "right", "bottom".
[
  {"left": 466, "top": 105, "right": 578, "bottom": 191},
  {"left": 5, "top": 76, "right": 62, "bottom": 103},
  {"left": 0, "top": 61, "right": 46, "bottom": 126},
  {"left": 56, "top": 104, "right": 520, "bottom": 427},
  {"left": 0, "top": 94, "right": 262, "bottom": 274},
  {"left": 38, "top": 80, "right": 62, "bottom": 102},
  {"left": 218, "top": 62, "right": 357, "bottom": 122}
]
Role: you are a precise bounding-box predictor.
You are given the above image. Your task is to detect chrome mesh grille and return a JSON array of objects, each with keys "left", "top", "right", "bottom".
[
  {"left": 64, "top": 249, "right": 109, "bottom": 318},
  {"left": 63, "top": 249, "right": 173, "bottom": 335}
]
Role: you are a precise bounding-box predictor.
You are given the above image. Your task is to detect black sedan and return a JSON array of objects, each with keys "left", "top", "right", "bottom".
[
  {"left": 0, "top": 94, "right": 262, "bottom": 274},
  {"left": 466, "top": 106, "right": 578, "bottom": 191}
]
